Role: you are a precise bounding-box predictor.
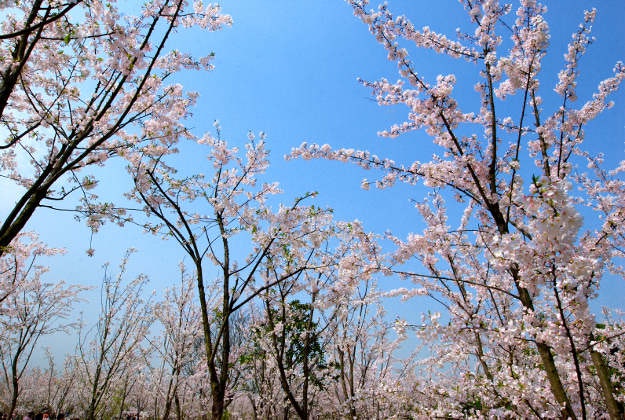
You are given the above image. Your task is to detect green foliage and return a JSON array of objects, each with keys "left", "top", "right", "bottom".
[
  {"left": 283, "top": 300, "right": 329, "bottom": 388},
  {"left": 242, "top": 299, "right": 330, "bottom": 388},
  {"left": 460, "top": 395, "right": 483, "bottom": 417}
]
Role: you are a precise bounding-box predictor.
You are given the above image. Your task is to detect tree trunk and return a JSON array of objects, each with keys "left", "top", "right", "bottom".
[
  {"left": 210, "top": 384, "right": 226, "bottom": 419},
  {"left": 516, "top": 278, "right": 577, "bottom": 420},
  {"left": 8, "top": 374, "right": 18, "bottom": 420},
  {"left": 590, "top": 348, "right": 624, "bottom": 420},
  {"left": 175, "top": 392, "right": 182, "bottom": 420}
]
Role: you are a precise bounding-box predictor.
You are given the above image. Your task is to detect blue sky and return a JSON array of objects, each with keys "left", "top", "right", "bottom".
[{"left": 20, "top": 0, "right": 625, "bottom": 353}]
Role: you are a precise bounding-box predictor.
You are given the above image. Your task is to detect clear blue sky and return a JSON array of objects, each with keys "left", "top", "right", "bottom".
[{"left": 21, "top": 0, "right": 625, "bottom": 353}]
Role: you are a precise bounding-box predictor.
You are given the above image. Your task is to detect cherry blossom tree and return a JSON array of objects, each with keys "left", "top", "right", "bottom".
[
  {"left": 74, "top": 251, "right": 154, "bottom": 420},
  {"left": 291, "top": 1, "right": 625, "bottom": 418},
  {"left": 235, "top": 302, "right": 284, "bottom": 419},
  {"left": 264, "top": 227, "right": 393, "bottom": 420},
  {"left": 130, "top": 128, "right": 355, "bottom": 418},
  {"left": 0, "top": 233, "right": 84, "bottom": 418},
  {"left": 255, "top": 288, "right": 328, "bottom": 419},
  {"left": 321, "top": 281, "right": 417, "bottom": 418},
  {"left": 0, "top": 0, "right": 231, "bottom": 255},
  {"left": 147, "top": 263, "right": 203, "bottom": 420}
]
